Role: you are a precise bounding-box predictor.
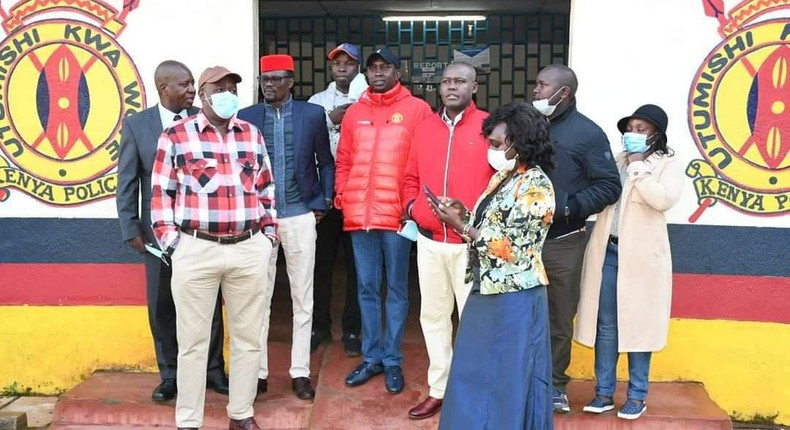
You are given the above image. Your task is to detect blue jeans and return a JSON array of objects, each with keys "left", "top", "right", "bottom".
[
  {"left": 594, "top": 242, "right": 652, "bottom": 401},
  {"left": 350, "top": 230, "right": 410, "bottom": 367}
]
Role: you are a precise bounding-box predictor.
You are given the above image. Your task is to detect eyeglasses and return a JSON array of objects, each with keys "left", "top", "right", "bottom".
[
  {"left": 366, "top": 64, "right": 395, "bottom": 73},
  {"left": 258, "top": 75, "right": 290, "bottom": 85}
]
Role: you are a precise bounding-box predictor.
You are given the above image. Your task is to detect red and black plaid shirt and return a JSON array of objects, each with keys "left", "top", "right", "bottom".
[{"left": 151, "top": 112, "right": 277, "bottom": 251}]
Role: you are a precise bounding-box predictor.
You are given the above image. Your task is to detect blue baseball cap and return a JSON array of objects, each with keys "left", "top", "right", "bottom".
[
  {"left": 328, "top": 43, "right": 361, "bottom": 61},
  {"left": 366, "top": 48, "right": 400, "bottom": 69}
]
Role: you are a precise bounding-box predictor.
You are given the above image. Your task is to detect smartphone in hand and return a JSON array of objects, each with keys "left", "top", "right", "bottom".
[{"left": 423, "top": 185, "right": 443, "bottom": 207}]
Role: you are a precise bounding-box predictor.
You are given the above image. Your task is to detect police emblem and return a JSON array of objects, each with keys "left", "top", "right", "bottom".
[
  {"left": 0, "top": 0, "right": 145, "bottom": 205},
  {"left": 687, "top": 0, "right": 790, "bottom": 221}
]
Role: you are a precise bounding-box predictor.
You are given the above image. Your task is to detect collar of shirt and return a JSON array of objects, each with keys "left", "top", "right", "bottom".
[
  {"left": 158, "top": 103, "right": 188, "bottom": 129},
  {"left": 196, "top": 110, "right": 244, "bottom": 133},
  {"left": 441, "top": 107, "right": 463, "bottom": 126},
  {"left": 264, "top": 94, "right": 293, "bottom": 112}
]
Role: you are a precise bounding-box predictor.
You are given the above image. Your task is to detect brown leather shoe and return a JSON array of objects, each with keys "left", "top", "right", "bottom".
[
  {"left": 408, "top": 396, "right": 443, "bottom": 419},
  {"left": 229, "top": 417, "right": 260, "bottom": 430},
  {"left": 291, "top": 377, "right": 315, "bottom": 400}
]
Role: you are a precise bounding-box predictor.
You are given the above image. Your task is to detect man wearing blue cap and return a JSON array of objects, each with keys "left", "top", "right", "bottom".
[{"left": 307, "top": 43, "right": 368, "bottom": 357}]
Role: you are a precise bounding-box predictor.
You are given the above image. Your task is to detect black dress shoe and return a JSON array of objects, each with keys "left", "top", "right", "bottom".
[
  {"left": 342, "top": 334, "right": 362, "bottom": 357},
  {"left": 207, "top": 374, "right": 230, "bottom": 395},
  {"left": 152, "top": 379, "right": 177, "bottom": 402},
  {"left": 291, "top": 377, "right": 315, "bottom": 400},
  {"left": 310, "top": 330, "right": 332, "bottom": 353},
  {"left": 257, "top": 378, "right": 268, "bottom": 394},
  {"left": 384, "top": 366, "right": 404, "bottom": 394},
  {"left": 344, "top": 361, "right": 384, "bottom": 387}
]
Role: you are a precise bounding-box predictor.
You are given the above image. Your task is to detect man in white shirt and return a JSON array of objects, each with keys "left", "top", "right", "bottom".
[{"left": 307, "top": 43, "right": 367, "bottom": 357}]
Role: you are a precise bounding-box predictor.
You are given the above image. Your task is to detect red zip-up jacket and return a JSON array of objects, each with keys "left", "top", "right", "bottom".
[
  {"left": 403, "top": 102, "right": 494, "bottom": 243},
  {"left": 335, "top": 82, "right": 433, "bottom": 231}
]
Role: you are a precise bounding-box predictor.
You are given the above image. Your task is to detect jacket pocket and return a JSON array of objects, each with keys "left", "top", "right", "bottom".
[{"left": 184, "top": 158, "right": 220, "bottom": 194}]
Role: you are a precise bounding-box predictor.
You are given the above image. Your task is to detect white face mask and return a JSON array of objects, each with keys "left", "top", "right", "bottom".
[
  {"left": 487, "top": 143, "right": 516, "bottom": 171},
  {"left": 532, "top": 86, "right": 566, "bottom": 117}
]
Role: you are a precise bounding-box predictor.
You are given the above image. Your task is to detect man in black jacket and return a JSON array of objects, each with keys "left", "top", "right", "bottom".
[{"left": 532, "top": 64, "right": 621, "bottom": 413}]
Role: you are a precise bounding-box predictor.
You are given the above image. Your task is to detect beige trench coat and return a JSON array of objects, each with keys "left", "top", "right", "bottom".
[{"left": 574, "top": 152, "right": 684, "bottom": 352}]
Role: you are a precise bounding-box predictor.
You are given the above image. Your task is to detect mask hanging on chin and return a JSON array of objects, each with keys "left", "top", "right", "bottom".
[
  {"left": 487, "top": 144, "right": 517, "bottom": 171},
  {"left": 532, "top": 86, "right": 566, "bottom": 117},
  {"left": 206, "top": 91, "right": 239, "bottom": 119}
]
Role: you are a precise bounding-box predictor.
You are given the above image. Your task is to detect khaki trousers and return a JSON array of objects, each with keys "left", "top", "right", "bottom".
[
  {"left": 416, "top": 233, "right": 470, "bottom": 399},
  {"left": 171, "top": 231, "right": 271, "bottom": 428},
  {"left": 259, "top": 212, "right": 317, "bottom": 379}
]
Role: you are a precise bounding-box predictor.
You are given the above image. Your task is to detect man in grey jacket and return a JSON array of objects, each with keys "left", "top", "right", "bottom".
[{"left": 116, "top": 60, "right": 228, "bottom": 402}]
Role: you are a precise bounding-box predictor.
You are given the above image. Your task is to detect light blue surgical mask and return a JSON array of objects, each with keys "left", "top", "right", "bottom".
[
  {"left": 622, "top": 132, "right": 650, "bottom": 154},
  {"left": 397, "top": 220, "right": 419, "bottom": 242},
  {"left": 206, "top": 91, "right": 239, "bottom": 119}
]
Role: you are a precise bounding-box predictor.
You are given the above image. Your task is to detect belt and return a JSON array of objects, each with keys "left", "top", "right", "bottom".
[
  {"left": 182, "top": 225, "right": 260, "bottom": 245},
  {"left": 608, "top": 235, "right": 619, "bottom": 245}
]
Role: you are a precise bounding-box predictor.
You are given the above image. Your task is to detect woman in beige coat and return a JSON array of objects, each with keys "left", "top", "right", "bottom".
[{"left": 574, "top": 105, "right": 683, "bottom": 420}]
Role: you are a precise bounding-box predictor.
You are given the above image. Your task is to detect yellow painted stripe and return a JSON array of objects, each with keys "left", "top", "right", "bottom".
[
  {"left": 1, "top": 308, "right": 788, "bottom": 424},
  {"left": 0, "top": 306, "right": 157, "bottom": 393},
  {"left": 569, "top": 318, "right": 790, "bottom": 424}
]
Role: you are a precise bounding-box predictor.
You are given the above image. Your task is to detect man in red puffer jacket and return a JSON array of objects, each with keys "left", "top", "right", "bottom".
[
  {"left": 335, "top": 48, "right": 432, "bottom": 395},
  {"left": 402, "top": 62, "right": 494, "bottom": 419}
]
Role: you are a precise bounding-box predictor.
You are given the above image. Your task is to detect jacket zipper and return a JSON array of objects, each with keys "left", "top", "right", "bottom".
[
  {"left": 365, "top": 110, "right": 380, "bottom": 232},
  {"left": 441, "top": 121, "right": 455, "bottom": 242}
]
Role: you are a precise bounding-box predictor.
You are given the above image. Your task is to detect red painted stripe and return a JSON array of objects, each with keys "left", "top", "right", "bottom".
[
  {"left": 1, "top": 265, "right": 788, "bottom": 324},
  {"left": 671, "top": 273, "right": 790, "bottom": 324},
  {"left": 0, "top": 263, "right": 145, "bottom": 306}
]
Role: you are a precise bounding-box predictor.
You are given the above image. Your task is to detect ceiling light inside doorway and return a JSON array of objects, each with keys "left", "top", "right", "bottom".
[{"left": 382, "top": 15, "right": 486, "bottom": 22}]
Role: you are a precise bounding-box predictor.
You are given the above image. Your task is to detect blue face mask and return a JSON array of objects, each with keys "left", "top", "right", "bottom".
[
  {"left": 206, "top": 91, "right": 239, "bottom": 119},
  {"left": 622, "top": 132, "right": 650, "bottom": 154}
]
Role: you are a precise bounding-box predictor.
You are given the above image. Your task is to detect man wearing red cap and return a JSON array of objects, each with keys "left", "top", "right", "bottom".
[
  {"left": 307, "top": 42, "right": 368, "bottom": 357},
  {"left": 238, "top": 54, "right": 334, "bottom": 401},
  {"left": 335, "top": 48, "right": 432, "bottom": 394},
  {"left": 151, "top": 65, "right": 277, "bottom": 430}
]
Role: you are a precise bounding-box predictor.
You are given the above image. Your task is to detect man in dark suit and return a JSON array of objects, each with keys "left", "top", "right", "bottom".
[
  {"left": 238, "top": 54, "right": 334, "bottom": 401},
  {"left": 116, "top": 60, "right": 229, "bottom": 402}
]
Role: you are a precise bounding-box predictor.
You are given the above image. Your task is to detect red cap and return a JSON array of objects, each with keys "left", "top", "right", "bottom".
[{"left": 260, "top": 54, "right": 294, "bottom": 73}]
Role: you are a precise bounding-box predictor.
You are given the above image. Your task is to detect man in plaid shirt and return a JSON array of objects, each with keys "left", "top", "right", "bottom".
[{"left": 151, "top": 65, "right": 277, "bottom": 430}]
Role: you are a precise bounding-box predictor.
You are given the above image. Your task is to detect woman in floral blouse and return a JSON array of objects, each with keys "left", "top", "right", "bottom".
[{"left": 429, "top": 102, "right": 556, "bottom": 430}]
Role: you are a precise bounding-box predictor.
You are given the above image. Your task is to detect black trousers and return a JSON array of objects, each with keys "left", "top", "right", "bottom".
[
  {"left": 542, "top": 230, "right": 588, "bottom": 390},
  {"left": 144, "top": 254, "right": 225, "bottom": 381},
  {"left": 312, "top": 207, "right": 360, "bottom": 336}
]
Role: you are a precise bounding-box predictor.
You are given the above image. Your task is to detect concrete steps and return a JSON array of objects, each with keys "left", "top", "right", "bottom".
[
  {"left": 49, "top": 254, "right": 733, "bottom": 429},
  {"left": 50, "top": 344, "right": 731, "bottom": 429}
]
